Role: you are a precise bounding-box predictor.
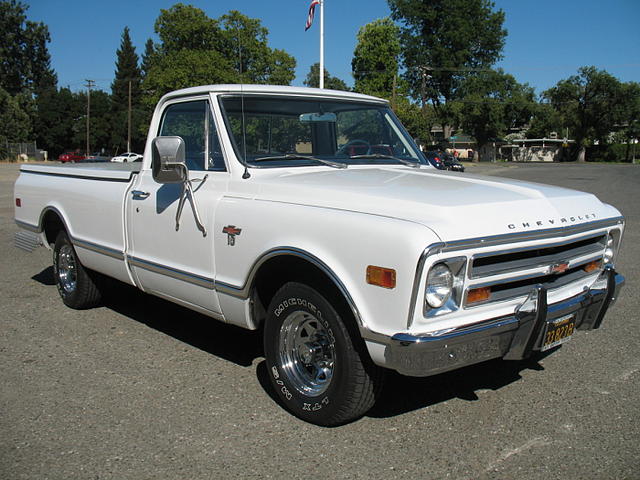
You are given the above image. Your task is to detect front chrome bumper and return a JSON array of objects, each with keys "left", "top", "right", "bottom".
[{"left": 384, "top": 267, "right": 625, "bottom": 377}]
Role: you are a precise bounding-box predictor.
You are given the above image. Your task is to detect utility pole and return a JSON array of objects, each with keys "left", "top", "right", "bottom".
[
  {"left": 127, "top": 79, "right": 132, "bottom": 153},
  {"left": 84, "top": 79, "right": 95, "bottom": 156}
]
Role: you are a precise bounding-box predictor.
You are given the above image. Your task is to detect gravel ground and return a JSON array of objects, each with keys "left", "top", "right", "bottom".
[{"left": 1, "top": 161, "right": 638, "bottom": 479}]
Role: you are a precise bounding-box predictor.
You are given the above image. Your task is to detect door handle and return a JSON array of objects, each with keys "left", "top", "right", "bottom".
[{"left": 131, "top": 190, "right": 150, "bottom": 199}]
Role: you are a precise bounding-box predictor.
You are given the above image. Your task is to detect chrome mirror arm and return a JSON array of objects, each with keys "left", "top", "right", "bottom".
[{"left": 174, "top": 174, "right": 208, "bottom": 237}]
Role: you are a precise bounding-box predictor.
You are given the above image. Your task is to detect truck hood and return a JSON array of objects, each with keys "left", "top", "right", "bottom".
[{"left": 249, "top": 166, "right": 619, "bottom": 241}]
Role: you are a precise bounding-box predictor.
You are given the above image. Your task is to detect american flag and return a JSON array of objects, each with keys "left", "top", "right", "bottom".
[{"left": 305, "top": 0, "right": 320, "bottom": 31}]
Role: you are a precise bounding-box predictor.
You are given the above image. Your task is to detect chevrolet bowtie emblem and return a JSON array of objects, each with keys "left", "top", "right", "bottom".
[
  {"left": 549, "top": 262, "right": 569, "bottom": 274},
  {"left": 222, "top": 225, "right": 242, "bottom": 246}
]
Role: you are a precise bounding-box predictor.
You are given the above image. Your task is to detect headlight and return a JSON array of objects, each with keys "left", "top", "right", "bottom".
[{"left": 425, "top": 263, "right": 454, "bottom": 308}]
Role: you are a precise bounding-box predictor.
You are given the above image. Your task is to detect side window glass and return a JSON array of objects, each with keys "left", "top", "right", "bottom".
[
  {"left": 207, "top": 108, "right": 225, "bottom": 171},
  {"left": 159, "top": 100, "right": 206, "bottom": 171}
]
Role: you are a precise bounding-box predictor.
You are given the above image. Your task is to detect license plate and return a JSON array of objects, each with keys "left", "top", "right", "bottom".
[{"left": 541, "top": 314, "right": 576, "bottom": 351}]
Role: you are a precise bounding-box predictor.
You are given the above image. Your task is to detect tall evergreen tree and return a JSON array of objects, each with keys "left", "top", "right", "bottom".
[
  {"left": 140, "top": 38, "right": 156, "bottom": 78},
  {"left": 111, "top": 26, "right": 143, "bottom": 152}
]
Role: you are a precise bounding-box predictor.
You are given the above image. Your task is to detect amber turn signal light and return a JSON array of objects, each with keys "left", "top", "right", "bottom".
[
  {"left": 467, "top": 286, "right": 491, "bottom": 304},
  {"left": 366, "top": 266, "right": 396, "bottom": 289},
  {"left": 582, "top": 260, "right": 602, "bottom": 273}
]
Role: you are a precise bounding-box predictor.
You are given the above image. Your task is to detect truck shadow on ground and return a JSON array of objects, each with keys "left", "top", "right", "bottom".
[
  {"left": 256, "top": 352, "right": 551, "bottom": 422},
  {"left": 33, "top": 266, "right": 553, "bottom": 422},
  {"left": 32, "top": 267, "right": 263, "bottom": 367}
]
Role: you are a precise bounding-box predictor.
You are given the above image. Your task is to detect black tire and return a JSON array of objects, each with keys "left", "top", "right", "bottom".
[
  {"left": 53, "top": 231, "right": 102, "bottom": 309},
  {"left": 264, "top": 282, "right": 382, "bottom": 426}
]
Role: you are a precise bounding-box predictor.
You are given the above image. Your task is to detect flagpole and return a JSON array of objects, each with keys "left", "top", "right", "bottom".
[{"left": 319, "top": 0, "right": 324, "bottom": 89}]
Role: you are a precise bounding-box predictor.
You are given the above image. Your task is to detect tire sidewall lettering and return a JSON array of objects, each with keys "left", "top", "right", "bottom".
[{"left": 268, "top": 296, "right": 339, "bottom": 415}]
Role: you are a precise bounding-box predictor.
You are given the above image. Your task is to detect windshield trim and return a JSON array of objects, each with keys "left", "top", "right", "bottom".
[{"left": 217, "top": 94, "right": 423, "bottom": 170}]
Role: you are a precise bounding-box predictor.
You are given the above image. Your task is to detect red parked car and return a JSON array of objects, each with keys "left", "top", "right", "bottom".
[{"left": 58, "top": 151, "right": 86, "bottom": 163}]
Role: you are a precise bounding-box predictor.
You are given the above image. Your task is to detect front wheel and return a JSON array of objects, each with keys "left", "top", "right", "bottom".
[
  {"left": 264, "top": 282, "right": 382, "bottom": 426},
  {"left": 53, "top": 231, "right": 102, "bottom": 309}
]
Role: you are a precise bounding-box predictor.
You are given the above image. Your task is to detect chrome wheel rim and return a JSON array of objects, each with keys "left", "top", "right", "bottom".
[
  {"left": 57, "top": 245, "right": 77, "bottom": 294},
  {"left": 278, "top": 311, "right": 335, "bottom": 396}
]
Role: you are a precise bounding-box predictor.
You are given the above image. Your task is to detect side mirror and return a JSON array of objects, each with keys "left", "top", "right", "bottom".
[{"left": 151, "top": 136, "right": 187, "bottom": 184}]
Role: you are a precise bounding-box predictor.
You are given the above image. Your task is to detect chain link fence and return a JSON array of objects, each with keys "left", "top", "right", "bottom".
[{"left": 1, "top": 141, "right": 47, "bottom": 161}]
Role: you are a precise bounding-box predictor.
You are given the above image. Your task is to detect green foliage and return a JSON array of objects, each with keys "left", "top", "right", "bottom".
[
  {"left": 155, "top": 3, "right": 222, "bottom": 53},
  {"left": 526, "top": 103, "right": 564, "bottom": 139},
  {"left": 455, "top": 69, "right": 536, "bottom": 159},
  {"left": 392, "top": 97, "right": 431, "bottom": 142},
  {"left": 388, "top": 0, "right": 506, "bottom": 127},
  {"left": 32, "top": 87, "right": 82, "bottom": 157},
  {"left": 0, "top": 86, "right": 31, "bottom": 158},
  {"left": 143, "top": 49, "right": 235, "bottom": 106},
  {"left": 110, "top": 27, "right": 145, "bottom": 152},
  {"left": 303, "top": 63, "right": 349, "bottom": 91},
  {"left": 0, "top": 0, "right": 56, "bottom": 96},
  {"left": 352, "top": 18, "right": 400, "bottom": 98},
  {"left": 543, "top": 67, "right": 626, "bottom": 160},
  {"left": 143, "top": 5, "right": 296, "bottom": 107},
  {"left": 71, "top": 90, "right": 112, "bottom": 153}
]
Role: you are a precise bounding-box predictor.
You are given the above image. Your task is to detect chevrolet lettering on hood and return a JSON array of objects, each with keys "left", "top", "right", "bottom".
[{"left": 508, "top": 213, "right": 598, "bottom": 230}]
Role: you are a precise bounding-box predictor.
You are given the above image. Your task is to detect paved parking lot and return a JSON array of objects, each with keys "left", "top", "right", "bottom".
[{"left": 1, "top": 161, "right": 638, "bottom": 479}]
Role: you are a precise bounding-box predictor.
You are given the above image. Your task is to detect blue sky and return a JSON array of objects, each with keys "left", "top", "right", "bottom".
[{"left": 27, "top": 0, "right": 640, "bottom": 96}]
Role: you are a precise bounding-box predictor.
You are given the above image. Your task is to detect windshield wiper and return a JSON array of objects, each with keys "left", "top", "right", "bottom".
[
  {"left": 253, "top": 154, "right": 347, "bottom": 169},
  {"left": 348, "top": 154, "right": 422, "bottom": 168}
]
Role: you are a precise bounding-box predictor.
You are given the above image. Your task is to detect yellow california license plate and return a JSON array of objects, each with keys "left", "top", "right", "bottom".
[{"left": 541, "top": 314, "right": 576, "bottom": 351}]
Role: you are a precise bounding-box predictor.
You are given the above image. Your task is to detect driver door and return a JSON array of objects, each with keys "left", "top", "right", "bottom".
[{"left": 126, "top": 98, "right": 228, "bottom": 316}]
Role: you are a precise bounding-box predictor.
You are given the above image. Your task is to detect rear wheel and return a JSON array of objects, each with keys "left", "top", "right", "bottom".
[
  {"left": 53, "top": 231, "right": 101, "bottom": 309},
  {"left": 264, "top": 282, "right": 382, "bottom": 426}
]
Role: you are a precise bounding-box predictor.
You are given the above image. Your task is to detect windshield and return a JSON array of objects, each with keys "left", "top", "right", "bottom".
[{"left": 219, "top": 95, "right": 425, "bottom": 168}]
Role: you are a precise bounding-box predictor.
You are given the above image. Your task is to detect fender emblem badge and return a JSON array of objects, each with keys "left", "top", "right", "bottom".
[{"left": 222, "top": 225, "right": 242, "bottom": 246}]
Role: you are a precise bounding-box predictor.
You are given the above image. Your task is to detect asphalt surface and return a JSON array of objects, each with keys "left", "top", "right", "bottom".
[{"left": 1, "top": 161, "right": 638, "bottom": 479}]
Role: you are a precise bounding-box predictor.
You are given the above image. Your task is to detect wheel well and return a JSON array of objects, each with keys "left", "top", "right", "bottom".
[
  {"left": 251, "top": 255, "right": 357, "bottom": 331},
  {"left": 41, "top": 210, "right": 66, "bottom": 246}
]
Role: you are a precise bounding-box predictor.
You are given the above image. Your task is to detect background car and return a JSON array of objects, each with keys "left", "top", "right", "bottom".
[
  {"left": 423, "top": 151, "right": 446, "bottom": 170},
  {"left": 86, "top": 152, "right": 112, "bottom": 162},
  {"left": 442, "top": 153, "right": 465, "bottom": 172},
  {"left": 58, "top": 151, "right": 86, "bottom": 163},
  {"left": 111, "top": 152, "right": 143, "bottom": 163}
]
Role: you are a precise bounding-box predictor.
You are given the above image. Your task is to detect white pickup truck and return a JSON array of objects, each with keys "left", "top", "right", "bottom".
[{"left": 14, "top": 85, "right": 625, "bottom": 426}]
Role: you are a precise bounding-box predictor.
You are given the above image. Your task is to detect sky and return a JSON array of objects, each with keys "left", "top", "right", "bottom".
[{"left": 26, "top": 0, "right": 640, "bottom": 96}]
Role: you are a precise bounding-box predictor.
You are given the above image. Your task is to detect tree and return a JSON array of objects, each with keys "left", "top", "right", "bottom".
[
  {"left": 303, "top": 63, "right": 349, "bottom": 91},
  {"left": 0, "top": 86, "right": 31, "bottom": 158},
  {"left": 619, "top": 82, "right": 640, "bottom": 162},
  {"left": 544, "top": 67, "right": 625, "bottom": 161},
  {"left": 352, "top": 18, "right": 400, "bottom": 99},
  {"left": 71, "top": 89, "right": 111, "bottom": 153},
  {"left": 526, "top": 103, "right": 564, "bottom": 140},
  {"left": 143, "top": 5, "right": 296, "bottom": 107},
  {"left": 456, "top": 69, "right": 536, "bottom": 161},
  {"left": 388, "top": 0, "right": 506, "bottom": 134},
  {"left": 111, "top": 27, "right": 144, "bottom": 152},
  {"left": 140, "top": 39, "right": 157, "bottom": 78},
  {"left": 0, "top": 0, "right": 56, "bottom": 96},
  {"left": 31, "top": 87, "right": 83, "bottom": 158}
]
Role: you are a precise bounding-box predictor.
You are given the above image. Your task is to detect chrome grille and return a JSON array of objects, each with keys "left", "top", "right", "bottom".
[{"left": 464, "top": 233, "right": 607, "bottom": 307}]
